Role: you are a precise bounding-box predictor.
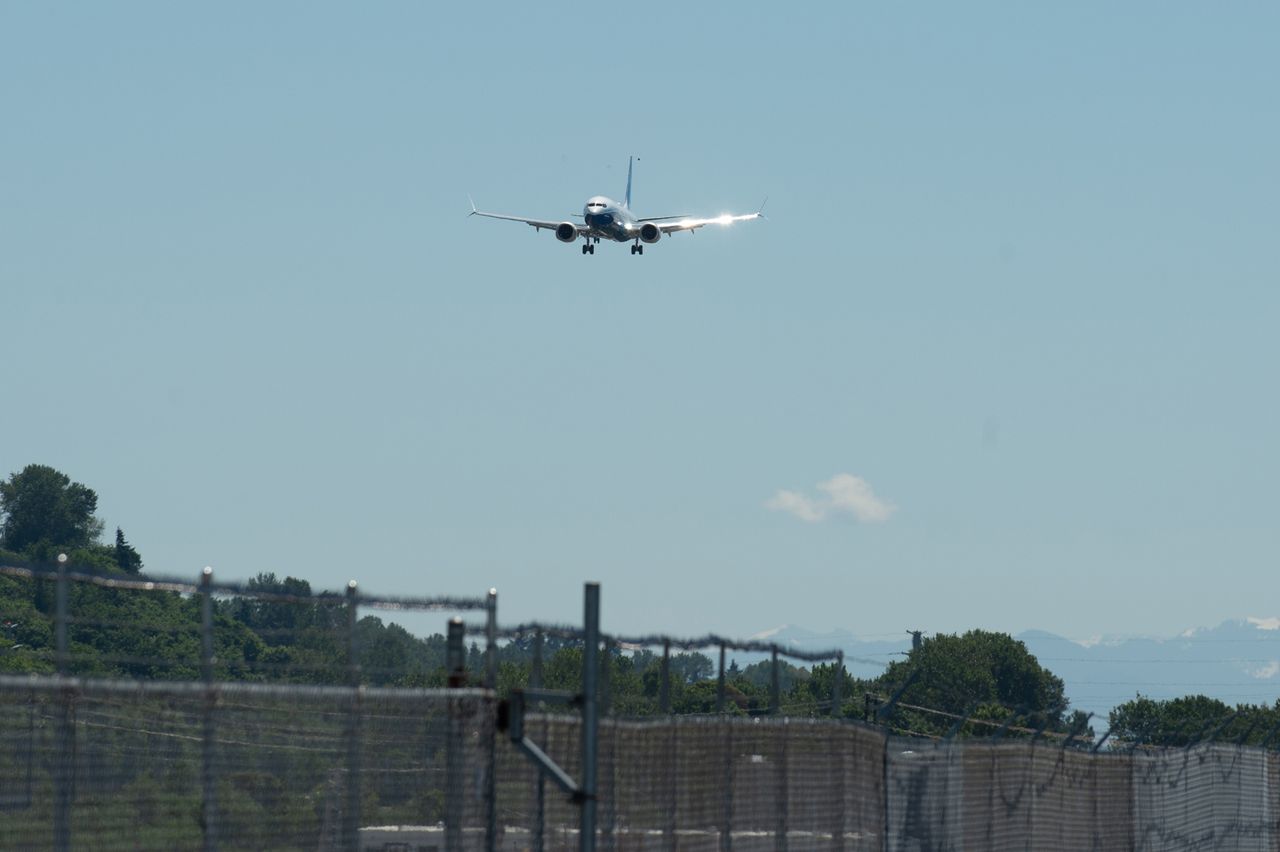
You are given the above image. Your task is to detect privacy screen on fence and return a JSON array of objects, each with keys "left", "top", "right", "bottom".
[
  {"left": 5, "top": 674, "right": 1280, "bottom": 851},
  {"left": 0, "top": 678, "right": 495, "bottom": 851}
]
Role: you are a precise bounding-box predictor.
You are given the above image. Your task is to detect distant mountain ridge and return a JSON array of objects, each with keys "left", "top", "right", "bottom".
[
  {"left": 746, "top": 619, "right": 1280, "bottom": 721},
  {"left": 745, "top": 624, "right": 909, "bottom": 677}
]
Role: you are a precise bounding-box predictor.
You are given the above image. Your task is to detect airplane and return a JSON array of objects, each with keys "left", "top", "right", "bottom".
[{"left": 469, "top": 157, "right": 764, "bottom": 255}]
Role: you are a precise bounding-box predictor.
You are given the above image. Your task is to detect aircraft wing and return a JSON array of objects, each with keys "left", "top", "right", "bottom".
[
  {"left": 656, "top": 211, "right": 763, "bottom": 235},
  {"left": 468, "top": 201, "right": 588, "bottom": 234}
]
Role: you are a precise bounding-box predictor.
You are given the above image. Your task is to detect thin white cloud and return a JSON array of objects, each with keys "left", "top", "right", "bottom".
[
  {"left": 764, "top": 489, "right": 827, "bottom": 522},
  {"left": 766, "top": 473, "right": 896, "bottom": 524}
]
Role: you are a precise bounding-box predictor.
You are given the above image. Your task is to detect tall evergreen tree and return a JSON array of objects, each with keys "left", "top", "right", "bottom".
[{"left": 114, "top": 527, "right": 143, "bottom": 574}]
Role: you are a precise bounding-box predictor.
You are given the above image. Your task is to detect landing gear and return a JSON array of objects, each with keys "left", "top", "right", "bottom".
[
  {"left": 630, "top": 242, "right": 644, "bottom": 255},
  {"left": 581, "top": 242, "right": 595, "bottom": 255}
]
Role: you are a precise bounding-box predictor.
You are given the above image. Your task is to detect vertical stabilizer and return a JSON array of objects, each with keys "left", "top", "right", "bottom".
[{"left": 624, "top": 156, "right": 634, "bottom": 209}]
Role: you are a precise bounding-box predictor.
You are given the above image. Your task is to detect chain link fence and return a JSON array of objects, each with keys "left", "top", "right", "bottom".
[
  {"left": 6, "top": 678, "right": 1280, "bottom": 850},
  {"left": 0, "top": 676, "right": 495, "bottom": 850},
  {"left": 495, "top": 718, "right": 1280, "bottom": 851},
  {"left": 4, "top": 563, "right": 1280, "bottom": 850}
]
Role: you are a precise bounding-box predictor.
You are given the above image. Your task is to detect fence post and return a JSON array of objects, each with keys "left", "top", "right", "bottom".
[
  {"left": 833, "top": 723, "right": 847, "bottom": 852},
  {"left": 582, "top": 582, "right": 600, "bottom": 852},
  {"left": 485, "top": 588, "right": 498, "bottom": 688},
  {"left": 831, "top": 652, "right": 844, "bottom": 717},
  {"left": 721, "top": 719, "right": 734, "bottom": 852},
  {"left": 445, "top": 618, "right": 466, "bottom": 851},
  {"left": 485, "top": 588, "right": 498, "bottom": 852},
  {"left": 716, "top": 643, "right": 727, "bottom": 714},
  {"left": 55, "top": 553, "right": 68, "bottom": 674},
  {"left": 200, "top": 567, "right": 218, "bottom": 852},
  {"left": 663, "top": 640, "right": 677, "bottom": 852},
  {"left": 770, "top": 646, "right": 780, "bottom": 715},
  {"left": 777, "top": 717, "right": 789, "bottom": 851},
  {"left": 600, "top": 639, "right": 612, "bottom": 717},
  {"left": 342, "top": 581, "right": 362, "bottom": 852},
  {"left": 53, "top": 553, "right": 72, "bottom": 852},
  {"left": 602, "top": 637, "right": 616, "bottom": 851},
  {"left": 531, "top": 629, "right": 545, "bottom": 852},
  {"left": 665, "top": 717, "right": 678, "bottom": 852},
  {"left": 660, "top": 640, "right": 671, "bottom": 715}
]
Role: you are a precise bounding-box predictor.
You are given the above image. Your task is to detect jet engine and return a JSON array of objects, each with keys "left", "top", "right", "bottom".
[
  {"left": 555, "top": 222, "right": 578, "bottom": 243},
  {"left": 639, "top": 223, "right": 662, "bottom": 244}
]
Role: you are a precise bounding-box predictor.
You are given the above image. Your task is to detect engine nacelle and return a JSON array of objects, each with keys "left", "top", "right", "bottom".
[
  {"left": 555, "top": 222, "right": 578, "bottom": 243},
  {"left": 639, "top": 222, "right": 662, "bottom": 244}
]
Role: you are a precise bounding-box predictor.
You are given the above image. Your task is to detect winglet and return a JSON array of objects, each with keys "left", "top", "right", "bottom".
[
  {"left": 468, "top": 195, "right": 478, "bottom": 216},
  {"left": 757, "top": 196, "right": 769, "bottom": 220},
  {"left": 624, "top": 156, "right": 634, "bottom": 209}
]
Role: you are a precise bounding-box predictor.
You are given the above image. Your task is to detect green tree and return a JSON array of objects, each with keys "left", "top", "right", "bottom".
[
  {"left": 673, "top": 680, "right": 748, "bottom": 715},
  {"left": 668, "top": 652, "right": 714, "bottom": 684},
  {"left": 740, "top": 658, "right": 809, "bottom": 693},
  {"left": 232, "top": 573, "right": 316, "bottom": 645},
  {"left": 1106, "top": 694, "right": 1279, "bottom": 747},
  {"left": 113, "top": 527, "right": 143, "bottom": 574},
  {"left": 785, "top": 661, "right": 865, "bottom": 717},
  {"left": 872, "top": 630, "right": 1069, "bottom": 738},
  {"left": 0, "top": 464, "right": 103, "bottom": 553}
]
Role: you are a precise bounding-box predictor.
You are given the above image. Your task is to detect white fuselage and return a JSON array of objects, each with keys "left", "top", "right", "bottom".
[{"left": 582, "top": 196, "right": 639, "bottom": 242}]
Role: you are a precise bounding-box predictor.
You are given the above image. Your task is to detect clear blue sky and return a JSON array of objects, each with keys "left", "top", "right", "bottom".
[{"left": 3, "top": 3, "right": 1277, "bottom": 643}]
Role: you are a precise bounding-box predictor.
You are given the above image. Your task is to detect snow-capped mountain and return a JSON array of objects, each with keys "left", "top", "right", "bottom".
[{"left": 1020, "top": 618, "right": 1280, "bottom": 720}]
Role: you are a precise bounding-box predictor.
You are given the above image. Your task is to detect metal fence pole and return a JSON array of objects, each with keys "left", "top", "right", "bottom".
[
  {"left": 660, "top": 640, "right": 671, "bottom": 715},
  {"left": 716, "top": 643, "right": 726, "bottom": 714},
  {"left": 445, "top": 619, "right": 466, "bottom": 851},
  {"left": 833, "top": 725, "right": 847, "bottom": 852},
  {"left": 531, "top": 629, "right": 545, "bottom": 852},
  {"left": 485, "top": 588, "right": 498, "bottom": 688},
  {"left": 770, "top": 646, "right": 780, "bottom": 715},
  {"left": 485, "top": 588, "right": 498, "bottom": 852},
  {"left": 600, "top": 639, "right": 612, "bottom": 717},
  {"left": 777, "top": 717, "right": 789, "bottom": 852},
  {"left": 342, "top": 581, "right": 362, "bottom": 852},
  {"left": 447, "top": 618, "right": 467, "bottom": 687},
  {"left": 600, "top": 639, "right": 615, "bottom": 851},
  {"left": 581, "top": 582, "right": 600, "bottom": 852},
  {"left": 55, "top": 554, "right": 68, "bottom": 674},
  {"left": 54, "top": 553, "right": 72, "bottom": 852},
  {"left": 530, "top": 629, "right": 544, "bottom": 687},
  {"left": 200, "top": 567, "right": 218, "bottom": 852},
  {"left": 664, "top": 718, "right": 678, "bottom": 852},
  {"left": 831, "top": 652, "right": 844, "bottom": 717},
  {"left": 721, "top": 719, "right": 734, "bottom": 852}
]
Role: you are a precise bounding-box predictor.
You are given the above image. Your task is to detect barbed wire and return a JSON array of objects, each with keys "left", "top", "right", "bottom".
[
  {"left": 0, "top": 563, "right": 488, "bottom": 613},
  {"left": 607, "top": 632, "right": 844, "bottom": 664},
  {"left": 0, "top": 672, "right": 493, "bottom": 702},
  {"left": 461, "top": 619, "right": 846, "bottom": 668}
]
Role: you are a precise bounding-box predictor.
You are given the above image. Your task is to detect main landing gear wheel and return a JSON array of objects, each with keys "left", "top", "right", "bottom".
[
  {"left": 581, "top": 243, "right": 595, "bottom": 255},
  {"left": 630, "top": 243, "right": 644, "bottom": 255}
]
